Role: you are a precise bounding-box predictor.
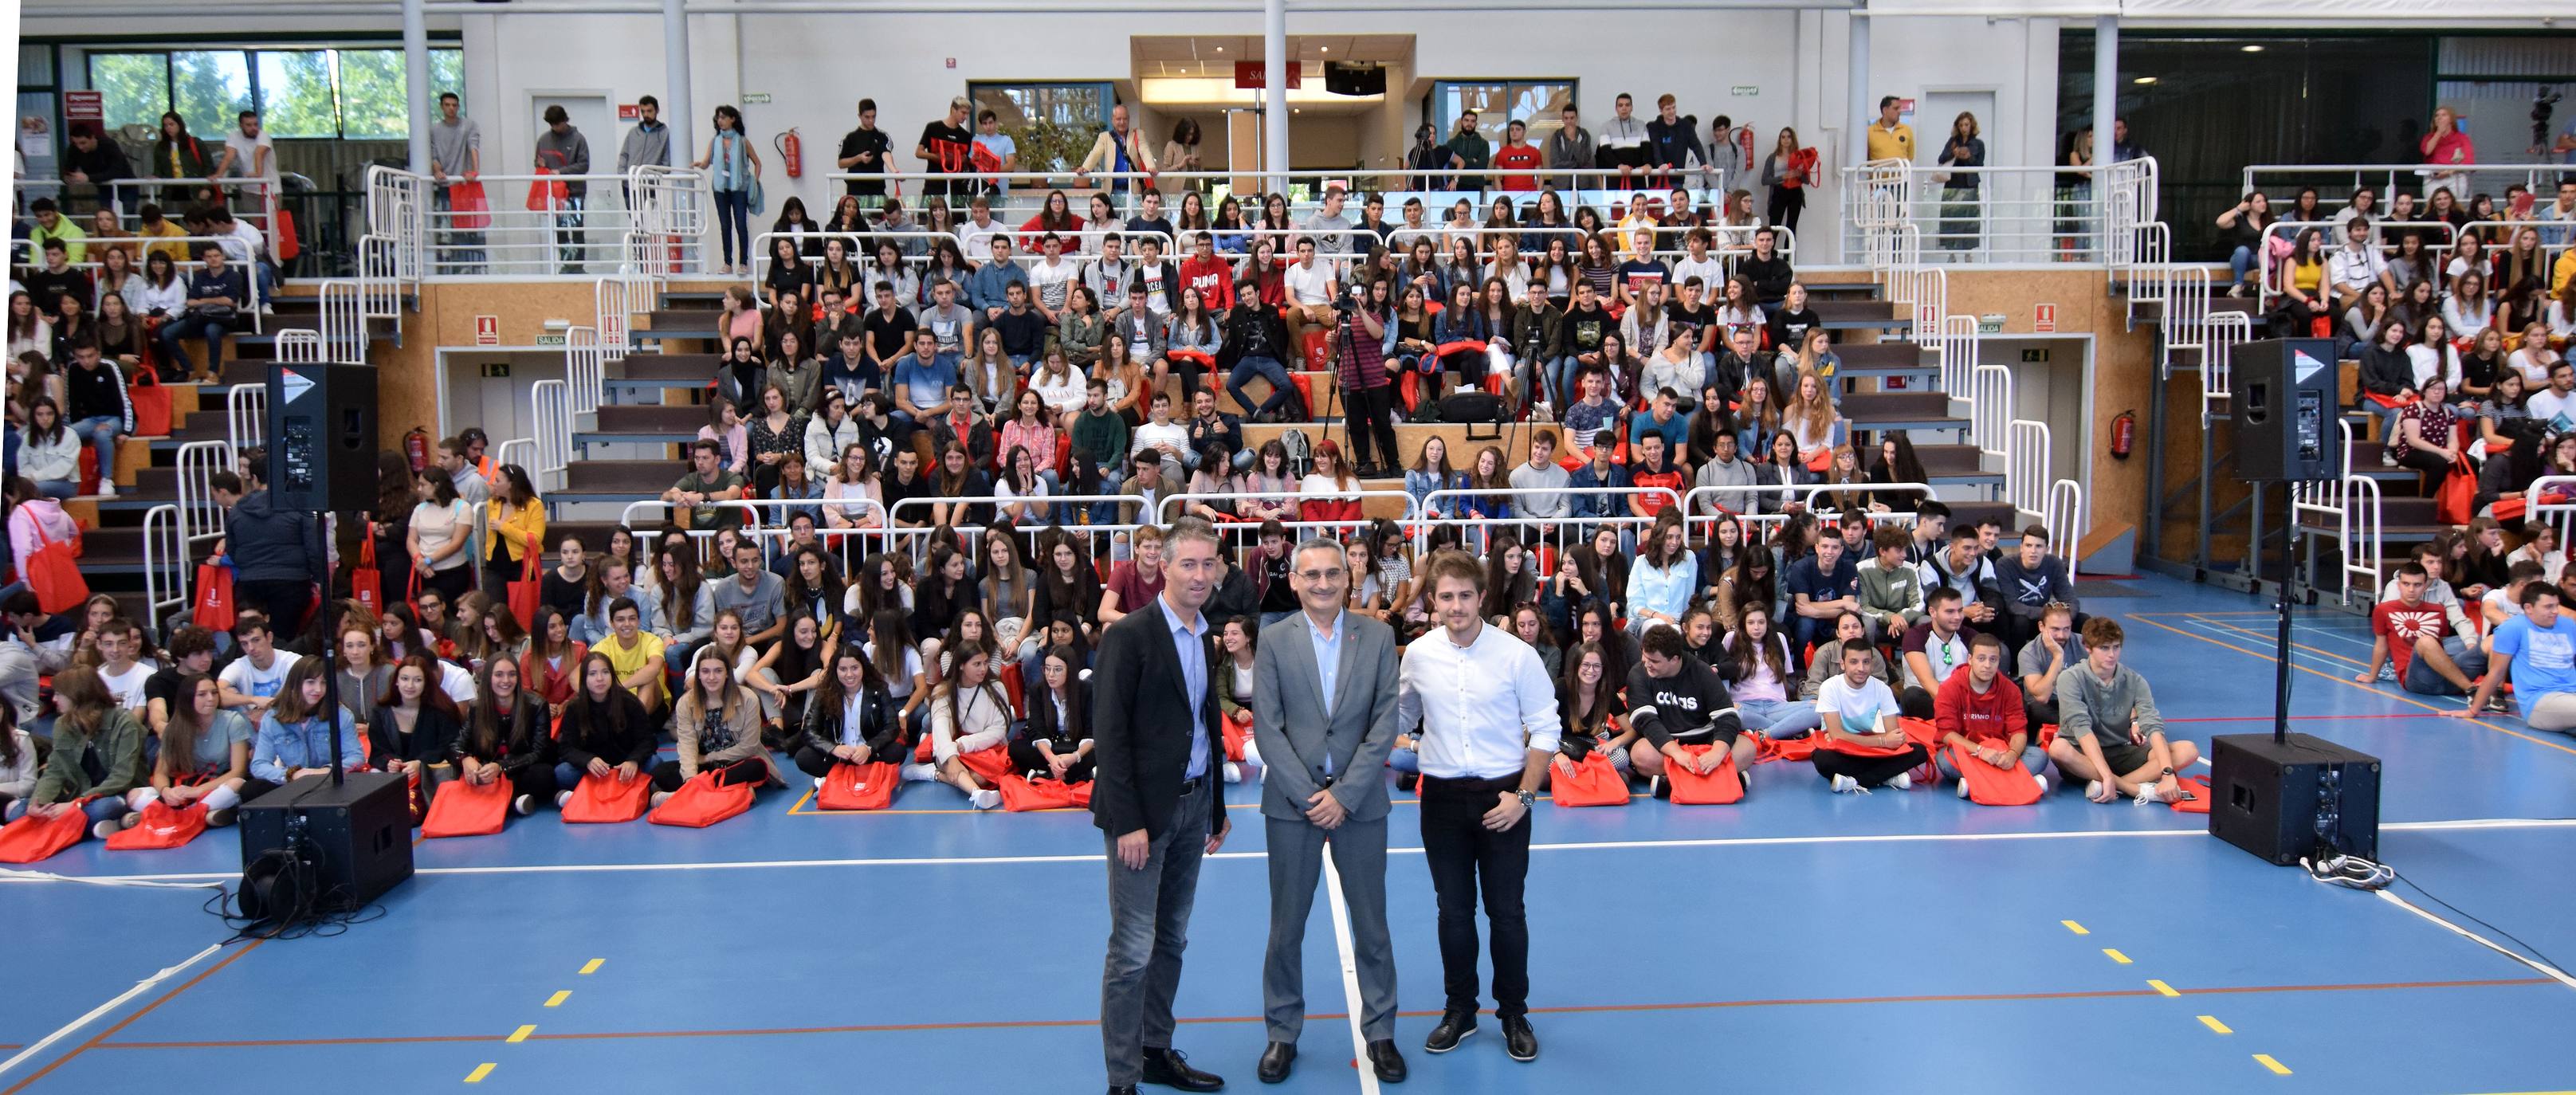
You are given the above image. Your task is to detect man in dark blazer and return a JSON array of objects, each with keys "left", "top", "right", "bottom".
[
  {"left": 1092, "top": 520, "right": 1231, "bottom": 1095},
  {"left": 1251, "top": 537, "right": 1406, "bottom": 1084}
]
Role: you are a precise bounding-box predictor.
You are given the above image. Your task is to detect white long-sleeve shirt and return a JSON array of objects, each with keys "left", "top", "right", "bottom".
[{"left": 1396, "top": 621, "right": 1561, "bottom": 779}]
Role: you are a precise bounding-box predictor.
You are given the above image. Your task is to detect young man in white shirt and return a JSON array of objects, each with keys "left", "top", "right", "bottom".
[
  {"left": 93, "top": 622, "right": 155, "bottom": 712},
  {"left": 1394, "top": 549, "right": 1557, "bottom": 1064},
  {"left": 1027, "top": 233, "right": 1079, "bottom": 320},
  {"left": 1282, "top": 238, "right": 1338, "bottom": 340},
  {"left": 1129, "top": 391, "right": 1192, "bottom": 480},
  {"left": 1668, "top": 229, "right": 1727, "bottom": 295},
  {"left": 1812, "top": 638, "right": 1924, "bottom": 792},
  {"left": 2327, "top": 216, "right": 2394, "bottom": 313},
  {"left": 217, "top": 614, "right": 293, "bottom": 715}
]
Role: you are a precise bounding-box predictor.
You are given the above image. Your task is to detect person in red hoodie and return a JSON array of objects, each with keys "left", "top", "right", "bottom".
[
  {"left": 1177, "top": 231, "right": 1235, "bottom": 312},
  {"left": 1933, "top": 634, "right": 2048, "bottom": 795}
]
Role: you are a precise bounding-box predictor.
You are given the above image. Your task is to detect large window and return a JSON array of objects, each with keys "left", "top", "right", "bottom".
[
  {"left": 85, "top": 45, "right": 462, "bottom": 140},
  {"left": 972, "top": 82, "right": 1113, "bottom": 131},
  {"left": 1430, "top": 80, "right": 1577, "bottom": 151}
]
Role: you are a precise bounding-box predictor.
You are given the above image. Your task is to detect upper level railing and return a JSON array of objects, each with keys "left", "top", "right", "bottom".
[{"left": 1836, "top": 157, "right": 2157, "bottom": 266}]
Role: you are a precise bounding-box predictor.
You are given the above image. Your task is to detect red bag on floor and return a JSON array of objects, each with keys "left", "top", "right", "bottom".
[
  {"left": 997, "top": 774, "right": 1091, "bottom": 811},
  {"left": 1946, "top": 742, "right": 2044, "bottom": 807},
  {"left": 649, "top": 771, "right": 755, "bottom": 828},
  {"left": 105, "top": 799, "right": 209, "bottom": 850},
  {"left": 2168, "top": 775, "right": 2212, "bottom": 814},
  {"left": 560, "top": 773, "right": 653, "bottom": 823},
  {"left": 1753, "top": 732, "right": 1816, "bottom": 764},
  {"left": 192, "top": 562, "right": 237, "bottom": 631},
  {"left": 818, "top": 761, "right": 900, "bottom": 810},
  {"left": 449, "top": 180, "right": 492, "bottom": 230},
  {"left": 422, "top": 776, "right": 513, "bottom": 838},
  {"left": 505, "top": 533, "right": 541, "bottom": 629},
  {"left": 1223, "top": 708, "right": 1251, "bottom": 763},
  {"left": 25, "top": 519, "right": 87, "bottom": 614},
  {"left": 0, "top": 803, "right": 91, "bottom": 862},
  {"left": 1300, "top": 328, "right": 1331, "bottom": 372},
  {"left": 956, "top": 744, "right": 1014, "bottom": 784},
  {"left": 1663, "top": 744, "right": 1745, "bottom": 805},
  {"left": 2492, "top": 497, "right": 2529, "bottom": 524},
  {"left": 1549, "top": 752, "right": 1630, "bottom": 807},
  {"left": 128, "top": 369, "right": 171, "bottom": 437}
]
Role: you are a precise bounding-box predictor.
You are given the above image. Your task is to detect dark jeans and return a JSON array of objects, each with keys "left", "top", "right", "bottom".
[
  {"left": 158, "top": 313, "right": 232, "bottom": 377},
  {"left": 1009, "top": 739, "right": 1094, "bottom": 783},
  {"left": 1346, "top": 383, "right": 1398, "bottom": 471},
  {"left": 791, "top": 739, "right": 909, "bottom": 778},
  {"left": 1419, "top": 772, "right": 1533, "bottom": 1021},
  {"left": 1101, "top": 775, "right": 1215, "bottom": 1087},
  {"left": 236, "top": 578, "right": 314, "bottom": 640},
  {"left": 1228, "top": 355, "right": 1293, "bottom": 419},
  {"left": 1812, "top": 743, "right": 1927, "bottom": 786},
  {"left": 713, "top": 189, "right": 751, "bottom": 267},
  {"left": 649, "top": 755, "right": 769, "bottom": 793}
]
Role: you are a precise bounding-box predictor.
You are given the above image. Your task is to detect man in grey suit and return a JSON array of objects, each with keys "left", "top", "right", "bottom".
[{"left": 1251, "top": 536, "right": 1407, "bottom": 1085}]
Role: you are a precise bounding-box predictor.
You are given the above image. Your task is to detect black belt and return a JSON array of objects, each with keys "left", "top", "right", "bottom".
[{"left": 1420, "top": 773, "right": 1520, "bottom": 790}]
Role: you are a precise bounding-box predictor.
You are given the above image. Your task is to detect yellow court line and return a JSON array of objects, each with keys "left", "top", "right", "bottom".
[
  {"left": 2122, "top": 613, "right": 2576, "bottom": 759},
  {"left": 2253, "top": 1054, "right": 2292, "bottom": 1076},
  {"left": 2198, "top": 1015, "right": 2233, "bottom": 1034},
  {"left": 2103, "top": 948, "right": 2133, "bottom": 965},
  {"left": 579, "top": 959, "right": 603, "bottom": 975},
  {"left": 2147, "top": 979, "right": 2179, "bottom": 997},
  {"left": 505, "top": 1026, "right": 535, "bottom": 1044},
  {"left": 543, "top": 991, "right": 570, "bottom": 1008},
  {"left": 2061, "top": 920, "right": 2089, "bottom": 936},
  {"left": 463, "top": 1063, "right": 495, "bottom": 1084}
]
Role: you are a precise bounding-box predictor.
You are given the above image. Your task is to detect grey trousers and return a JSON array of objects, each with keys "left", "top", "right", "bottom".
[
  {"left": 2526, "top": 692, "right": 2576, "bottom": 733},
  {"left": 1100, "top": 776, "right": 1215, "bottom": 1087},
  {"left": 1262, "top": 813, "right": 1397, "bottom": 1043}
]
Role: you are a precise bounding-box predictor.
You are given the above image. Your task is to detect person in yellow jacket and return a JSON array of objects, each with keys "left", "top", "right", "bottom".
[{"left": 485, "top": 465, "right": 548, "bottom": 597}]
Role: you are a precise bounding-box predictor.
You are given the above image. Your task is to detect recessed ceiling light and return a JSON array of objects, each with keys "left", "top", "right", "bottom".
[
  {"left": 2133, "top": 76, "right": 2158, "bottom": 84},
  {"left": 1319, "top": 45, "right": 1329, "bottom": 53},
  {"left": 1215, "top": 45, "right": 1223, "bottom": 53},
  {"left": 2241, "top": 44, "right": 2264, "bottom": 52}
]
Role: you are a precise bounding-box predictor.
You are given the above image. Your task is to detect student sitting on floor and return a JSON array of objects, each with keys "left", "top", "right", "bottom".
[
  {"left": 2357, "top": 562, "right": 2499, "bottom": 707},
  {"left": 1626, "top": 623, "right": 1753, "bottom": 798},
  {"left": 2016, "top": 602, "right": 2083, "bottom": 730},
  {"left": 2479, "top": 560, "right": 2546, "bottom": 651},
  {"left": 552, "top": 653, "right": 656, "bottom": 805},
  {"left": 1803, "top": 610, "right": 1897, "bottom": 698},
  {"left": 369, "top": 652, "right": 466, "bottom": 803},
  {"left": 1720, "top": 602, "right": 1820, "bottom": 739},
  {"left": 249, "top": 657, "right": 367, "bottom": 794},
  {"left": 928, "top": 646, "right": 1011, "bottom": 810},
  {"left": 459, "top": 656, "right": 556, "bottom": 817},
  {"left": 1812, "top": 640, "right": 1927, "bottom": 793},
  {"left": 1549, "top": 640, "right": 1633, "bottom": 782},
  {"left": 795, "top": 646, "right": 905, "bottom": 783},
  {"left": 655, "top": 646, "right": 784, "bottom": 805},
  {"left": 1012, "top": 645, "right": 1096, "bottom": 783},
  {"left": 1934, "top": 634, "right": 2050, "bottom": 795},
  {"left": 1854, "top": 525, "right": 1924, "bottom": 640},
  {"left": 2047, "top": 618, "right": 2198, "bottom": 805},
  {"left": 2374, "top": 541, "right": 2472, "bottom": 680},
  {"left": 1898, "top": 587, "right": 1980, "bottom": 719},
  {"left": 2454, "top": 581, "right": 2576, "bottom": 733},
  {"left": 11, "top": 666, "right": 149, "bottom": 837},
  {"left": 135, "top": 673, "right": 265, "bottom": 827}
]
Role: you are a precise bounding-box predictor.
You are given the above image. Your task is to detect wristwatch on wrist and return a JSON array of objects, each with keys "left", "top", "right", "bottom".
[{"left": 1514, "top": 788, "right": 1537, "bottom": 808}]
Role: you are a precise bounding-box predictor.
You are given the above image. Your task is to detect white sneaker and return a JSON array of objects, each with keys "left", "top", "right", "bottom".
[
  {"left": 1828, "top": 774, "right": 1863, "bottom": 794},
  {"left": 2032, "top": 772, "right": 2052, "bottom": 794},
  {"left": 1885, "top": 771, "right": 1913, "bottom": 791},
  {"left": 650, "top": 791, "right": 673, "bottom": 807},
  {"left": 899, "top": 762, "right": 937, "bottom": 782},
  {"left": 2132, "top": 780, "right": 2163, "bottom": 806},
  {"left": 91, "top": 817, "right": 122, "bottom": 840},
  {"left": 2380, "top": 452, "right": 2397, "bottom": 467},
  {"left": 1223, "top": 761, "right": 1243, "bottom": 784},
  {"left": 2084, "top": 779, "right": 2106, "bottom": 801},
  {"left": 970, "top": 788, "right": 1001, "bottom": 810},
  {"left": 555, "top": 790, "right": 574, "bottom": 808},
  {"left": 96, "top": 483, "right": 116, "bottom": 499},
  {"left": 813, "top": 774, "right": 828, "bottom": 790},
  {"left": 1956, "top": 774, "right": 1973, "bottom": 799},
  {"left": 512, "top": 795, "right": 534, "bottom": 816}
]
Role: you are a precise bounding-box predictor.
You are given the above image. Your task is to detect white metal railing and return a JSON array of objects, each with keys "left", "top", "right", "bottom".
[
  {"left": 365, "top": 168, "right": 711, "bottom": 280},
  {"left": 174, "top": 442, "right": 232, "bottom": 608},
  {"left": 495, "top": 438, "right": 536, "bottom": 484},
  {"left": 273, "top": 328, "right": 323, "bottom": 363},
  {"left": 1841, "top": 159, "right": 2154, "bottom": 265},
  {"left": 1930, "top": 314, "right": 1978, "bottom": 398},
  {"left": 226, "top": 383, "right": 265, "bottom": 455},
  {"left": 2254, "top": 219, "right": 2464, "bottom": 301},
  {"left": 2044, "top": 478, "right": 2085, "bottom": 580},
  {"left": 566, "top": 325, "right": 604, "bottom": 418},
  {"left": 2338, "top": 473, "right": 2386, "bottom": 604},
  {"left": 2006, "top": 418, "right": 2051, "bottom": 521},
  {"left": 594, "top": 278, "right": 634, "bottom": 360},
  {"left": 614, "top": 498, "right": 890, "bottom": 560},
  {"left": 2239, "top": 163, "right": 2566, "bottom": 209},
  {"left": 141, "top": 503, "right": 186, "bottom": 635},
  {"left": 318, "top": 279, "right": 365, "bottom": 361},
  {"left": 2292, "top": 418, "right": 2362, "bottom": 599},
  {"left": 2197, "top": 312, "right": 2254, "bottom": 418},
  {"left": 1970, "top": 363, "right": 2012, "bottom": 457},
  {"left": 531, "top": 379, "right": 571, "bottom": 494}
]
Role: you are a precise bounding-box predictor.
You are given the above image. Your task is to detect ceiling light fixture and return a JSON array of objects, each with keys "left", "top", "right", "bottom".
[
  {"left": 2241, "top": 44, "right": 2264, "bottom": 52},
  {"left": 2133, "top": 76, "right": 2158, "bottom": 84}
]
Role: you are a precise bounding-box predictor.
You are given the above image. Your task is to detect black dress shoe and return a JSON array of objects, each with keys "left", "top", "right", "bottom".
[
  {"left": 1109, "top": 1088, "right": 1140, "bottom": 1095},
  {"left": 1423, "top": 1009, "right": 1477, "bottom": 1053},
  {"left": 1367, "top": 1038, "right": 1408, "bottom": 1082},
  {"left": 1502, "top": 1015, "right": 1538, "bottom": 1062},
  {"left": 1256, "top": 1041, "right": 1296, "bottom": 1083},
  {"left": 1141, "top": 1046, "right": 1224, "bottom": 1092}
]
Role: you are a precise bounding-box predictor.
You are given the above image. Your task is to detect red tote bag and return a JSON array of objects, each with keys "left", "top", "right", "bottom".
[
  {"left": 0, "top": 803, "right": 92, "bottom": 862},
  {"left": 997, "top": 773, "right": 1091, "bottom": 811},
  {"left": 956, "top": 744, "right": 1015, "bottom": 784},
  {"left": 1549, "top": 752, "right": 1631, "bottom": 807},
  {"left": 1223, "top": 709, "right": 1251, "bottom": 763},
  {"left": 351, "top": 524, "right": 383, "bottom": 616},
  {"left": 525, "top": 168, "right": 567, "bottom": 211},
  {"left": 422, "top": 777, "right": 513, "bottom": 838},
  {"left": 1753, "top": 732, "right": 1817, "bottom": 764},
  {"left": 24, "top": 519, "right": 88, "bottom": 615},
  {"left": 192, "top": 562, "right": 238, "bottom": 632},
  {"left": 505, "top": 533, "right": 541, "bottom": 629},
  {"left": 1662, "top": 744, "right": 1745, "bottom": 805},
  {"left": 128, "top": 368, "right": 171, "bottom": 437},
  {"left": 1946, "top": 742, "right": 2044, "bottom": 807},
  {"left": 817, "top": 761, "right": 900, "bottom": 810},
  {"left": 560, "top": 773, "right": 654, "bottom": 823},
  {"left": 106, "top": 799, "right": 210, "bottom": 850},
  {"left": 448, "top": 180, "right": 492, "bottom": 230},
  {"left": 2436, "top": 461, "right": 2476, "bottom": 527},
  {"left": 2167, "top": 775, "right": 2212, "bottom": 814},
  {"left": 648, "top": 771, "right": 755, "bottom": 828}
]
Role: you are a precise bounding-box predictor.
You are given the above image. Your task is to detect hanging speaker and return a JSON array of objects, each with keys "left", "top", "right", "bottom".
[{"left": 1325, "top": 62, "right": 1386, "bottom": 97}]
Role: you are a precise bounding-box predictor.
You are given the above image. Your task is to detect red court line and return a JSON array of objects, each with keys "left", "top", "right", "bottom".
[
  {"left": 90, "top": 976, "right": 2554, "bottom": 1050},
  {"left": 1, "top": 939, "right": 265, "bottom": 1095}
]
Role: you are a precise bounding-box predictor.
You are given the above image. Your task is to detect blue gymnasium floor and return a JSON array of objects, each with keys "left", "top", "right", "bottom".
[{"left": 7, "top": 574, "right": 2576, "bottom": 1094}]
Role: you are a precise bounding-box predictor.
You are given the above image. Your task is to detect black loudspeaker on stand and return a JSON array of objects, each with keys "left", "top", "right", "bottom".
[{"left": 2215, "top": 336, "right": 2379, "bottom": 866}]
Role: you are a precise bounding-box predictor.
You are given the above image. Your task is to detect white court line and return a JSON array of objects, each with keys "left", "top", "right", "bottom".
[
  {"left": 15, "top": 818, "right": 2576, "bottom": 884},
  {"left": 2375, "top": 888, "right": 2576, "bottom": 993},
  {"left": 1320, "top": 844, "right": 1382, "bottom": 1095},
  {"left": 0, "top": 942, "right": 223, "bottom": 1080}
]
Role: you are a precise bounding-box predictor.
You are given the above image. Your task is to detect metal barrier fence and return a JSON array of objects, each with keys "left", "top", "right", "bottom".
[
  {"left": 361, "top": 167, "right": 712, "bottom": 281},
  {"left": 1838, "top": 159, "right": 2157, "bottom": 266},
  {"left": 2239, "top": 163, "right": 2568, "bottom": 208},
  {"left": 2254, "top": 219, "right": 2464, "bottom": 300},
  {"left": 142, "top": 503, "right": 187, "bottom": 635}
]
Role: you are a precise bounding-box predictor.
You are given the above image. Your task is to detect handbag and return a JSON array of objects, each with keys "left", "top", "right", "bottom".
[
  {"left": 956, "top": 744, "right": 1014, "bottom": 785},
  {"left": 560, "top": 772, "right": 653, "bottom": 823},
  {"left": 747, "top": 174, "right": 768, "bottom": 218},
  {"left": 648, "top": 771, "right": 755, "bottom": 828},
  {"left": 816, "top": 760, "right": 900, "bottom": 810},
  {"left": 505, "top": 532, "right": 541, "bottom": 629},
  {"left": 449, "top": 180, "right": 492, "bottom": 230},
  {"left": 128, "top": 368, "right": 171, "bottom": 437},
  {"left": 422, "top": 776, "right": 514, "bottom": 838},
  {"left": 25, "top": 517, "right": 88, "bottom": 615},
  {"left": 191, "top": 561, "right": 238, "bottom": 631},
  {"left": 351, "top": 524, "right": 383, "bottom": 615},
  {"left": 1548, "top": 752, "right": 1630, "bottom": 807},
  {"left": 0, "top": 802, "right": 92, "bottom": 862},
  {"left": 106, "top": 799, "right": 210, "bottom": 850},
  {"left": 1661, "top": 744, "right": 1745, "bottom": 805}
]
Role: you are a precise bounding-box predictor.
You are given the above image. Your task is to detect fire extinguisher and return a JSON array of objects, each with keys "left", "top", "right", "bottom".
[
  {"left": 776, "top": 128, "right": 803, "bottom": 179},
  {"left": 404, "top": 427, "right": 430, "bottom": 473},
  {"left": 2111, "top": 410, "right": 2136, "bottom": 460}
]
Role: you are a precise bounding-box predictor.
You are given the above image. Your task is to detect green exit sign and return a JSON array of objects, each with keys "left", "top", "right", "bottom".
[
  {"left": 535, "top": 334, "right": 567, "bottom": 347},
  {"left": 481, "top": 362, "right": 511, "bottom": 378},
  {"left": 2020, "top": 348, "right": 2049, "bottom": 363}
]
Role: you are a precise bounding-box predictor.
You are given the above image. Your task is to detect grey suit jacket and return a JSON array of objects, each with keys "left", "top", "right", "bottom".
[{"left": 1251, "top": 610, "right": 1401, "bottom": 825}]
